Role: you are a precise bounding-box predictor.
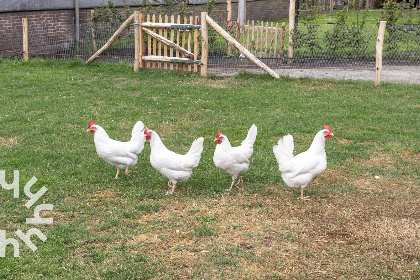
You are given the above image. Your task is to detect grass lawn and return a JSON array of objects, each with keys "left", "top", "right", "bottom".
[{"left": 0, "top": 59, "right": 419, "bottom": 279}]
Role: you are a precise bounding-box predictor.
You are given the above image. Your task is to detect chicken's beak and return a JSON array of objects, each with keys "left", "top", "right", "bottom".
[
  {"left": 214, "top": 138, "right": 218, "bottom": 142},
  {"left": 330, "top": 133, "right": 334, "bottom": 136},
  {"left": 87, "top": 129, "right": 91, "bottom": 132}
]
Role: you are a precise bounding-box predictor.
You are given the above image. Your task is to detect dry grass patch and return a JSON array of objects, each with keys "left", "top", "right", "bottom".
[
  {"left": 126, "top": 186, "right": 420, "bottom": 278},
  {"left": 334, "top": 137, "right": 353, "bottom": 144},
  {"left": 358, "top": 217, "right": 420, "bottom": 256},
  {"left": 0, "top": 136, "right": 18, "bottom": 146},
  {"left": 124, "top": 149, "right": 419, "bottom": 278},
  {"left": 183, "top": 76, "right": 236, "bottom": 89},
  {"left": 113, "top": 77, "right": 141, "bottom": 87}
]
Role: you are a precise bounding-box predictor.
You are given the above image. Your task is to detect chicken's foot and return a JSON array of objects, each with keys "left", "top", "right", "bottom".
[
  {"left": 114, "top": 169, "right": 120, "bottom": 179},
  {"left": 236, "top": 176, "right": 243, "bottom": 186},
  {"left": 166, "top": 181, "right": 176, "bottom": 195},
  {"left": 227, "top": 176, "right": 244, "bottom": 192}
]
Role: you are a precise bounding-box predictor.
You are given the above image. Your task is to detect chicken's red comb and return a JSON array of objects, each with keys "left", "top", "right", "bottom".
[
  {"left": 216, "top": 129, "right": 223, "bottom": 138},
  {"left": 323, "top": 124, "right": 332, "bottom": 133},
  {"left": 144, "top": 127, "right": 150, "bottom": 134},
  {"left": 88, "top": 121, "right": 96, "bottom": 129}
]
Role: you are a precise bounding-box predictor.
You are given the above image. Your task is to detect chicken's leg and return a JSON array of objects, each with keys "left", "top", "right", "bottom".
[
  {"left": 299, "top": 187, "right": 310, "bottom": 200},
  {"left": 125, "top": 166, "right": 130, "bottom": 176},
  {"left": 236, "top": 176, "right": 243, "bottom": 186},
  {"left": 227, "top": 180, "right": 235, "bottom": 192},
  {"left": 166, "top": 181, "right": 176, "bottom": 195},
  {"left": 228, "top": 175, "right": 244, "bottom": 192},
  {"left": 115, "top": 169, "right": 120, "bottom": 179}
]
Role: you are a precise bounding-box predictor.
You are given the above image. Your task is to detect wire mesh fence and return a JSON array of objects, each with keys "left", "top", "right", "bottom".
[
  {"left": 1, "top": 15, "right": 419, "bottom": 73},
  {"left": 207, "top": 20, "right": 420, "bottom": 71}
]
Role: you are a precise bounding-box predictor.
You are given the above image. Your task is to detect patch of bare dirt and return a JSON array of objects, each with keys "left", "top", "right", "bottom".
[{"left": 0, "top": 136, "right": 18, "bottom": 146}]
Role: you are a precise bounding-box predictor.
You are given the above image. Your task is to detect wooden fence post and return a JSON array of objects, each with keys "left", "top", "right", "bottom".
[
  {"left": 375, "top": 21, "right": 387, "bottom": 86},
  {"left": 227, "top": 0, "right": 232, "bottom": 55},
  {"left": 90, "top": 10, "right": 98, "bottom": 52},
  {"left": 288, "top": 0, "right": 295, "bottom": 59},
  {"left": 201, "top": 12, "right": 208, "bottom": 77},
  {"left": 134, "top": 11, "right": 140, "bottom": 72},
  {"left": 280, "top": 22, "right": 286, "bottom": 58},
  {"left": 139, "top": 13, "right": 145, "bottom": 68},
  {"left": 22, "top": 18, "right": 29, "bottom": 61}
]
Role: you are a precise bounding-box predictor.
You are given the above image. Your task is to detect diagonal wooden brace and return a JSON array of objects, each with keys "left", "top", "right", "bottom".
[{"left": 142, "top": 27, "right": 195, "bottom": 60}]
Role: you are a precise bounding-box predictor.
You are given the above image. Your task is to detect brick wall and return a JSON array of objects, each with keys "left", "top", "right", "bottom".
[{"left": 0, "top": 10, "right": 83, "bottom": 55}]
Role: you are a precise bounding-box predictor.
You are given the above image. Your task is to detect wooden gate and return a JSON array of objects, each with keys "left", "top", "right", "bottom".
[{"left": 134, "top": 12, "right": 201, "bottom": 73}]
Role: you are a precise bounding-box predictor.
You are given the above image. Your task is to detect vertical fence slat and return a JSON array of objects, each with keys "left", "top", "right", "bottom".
[
  {"left": 188, "top": 16, "right": 193, "bottom": 72},
  {"left": 147, "top": 14, "right": 151, "bottom": 68},
  {"left": 194, "top": 16, "right": 199, "bottom": 73},
  {"left": 158, "top": 14, "right": 163, "bottom": 69},
  {"left": 235, "top": 18, "right": 240, "bottom": 55},
  {"left": 274, "top": 22, "right": 278, "bottom": 58},
  {"left": 270, "top": 22, "right": 273, "bottom": 57},
  {"left": 176, "top": 15, "right": 181, "bottom": 71},
  {"left": 265, "top": 21, "right": 268, "bottom": 57},
  {"left": 152, "top": 14, "right": 157, "bottom": 69},
  {"left": 280, "top": 22, "right": 285, "bottom": 58},
  {"left": 255, "top": 21, "right": 259, "bottom": 56},
  {"left": 182, "top": 16, "right": 187, "bottom": 72},
  {"left": 241, "top": 21, "right": 245, "bottom": 47},
  {"left": 246, "top": 20, "right": 250, "bottom": 51},
  {"left": 134, "top": 11, "right": 140, "bottom": 72},
  {"left": 170, "top": 15, "right": 175, "bottom": 70},
  {"left": 139, "top": 14, "right": 145, "bottom": 68},
  {"left": 260, "top": 21, "right": 264, "bottom": 57},
  {"left": 164, "top": 15, "right": 168, "bottom": 70},
  {"left": 251, "top": 20, "right": 255, "bottom": 55}
]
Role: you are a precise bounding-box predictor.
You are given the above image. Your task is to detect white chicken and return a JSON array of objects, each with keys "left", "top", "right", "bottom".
[
  {"left": 88, "top": 120, "right": 146, "bottom": 179},
  {"left": 213, "top": 124, "right": 258, "bottom": 191},
  {"left": 273, "top": 124, "right": 333, "bottom": 200},
  {"left": 144, "top": 128, "right": 204, "bottom": 194}
]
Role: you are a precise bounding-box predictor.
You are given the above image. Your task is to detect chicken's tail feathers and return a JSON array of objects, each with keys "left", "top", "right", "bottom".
[
  {"left": 244, "top": 124, "right": 258, "bottom": 145},
  {"left": 240, "top": 124, "right": 258, "bottom": 158},
  {"left": 273, "top": 134, "right": 294, "bottom": 165},
  {"left": 130, "top": 121, "right": 146, "bottom": 154},
  {"left": 187, "top": 137, "right": 205, "bottom": 167}
]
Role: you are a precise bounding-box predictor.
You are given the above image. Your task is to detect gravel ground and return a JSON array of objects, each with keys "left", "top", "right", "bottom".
[
  {"left": 209, "top": 66, "right": 420, "bottom": 84},
  {"left": 277, "top": 66, "right": 420, "bottom": 84}
]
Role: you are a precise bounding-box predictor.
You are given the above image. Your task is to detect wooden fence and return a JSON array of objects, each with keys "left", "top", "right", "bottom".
[
  {"left": 19, "top": 10, "right": 389, "bottom": 83},
  {"left": 228, "top": 20, "right": 287, "bottom": 59}
]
